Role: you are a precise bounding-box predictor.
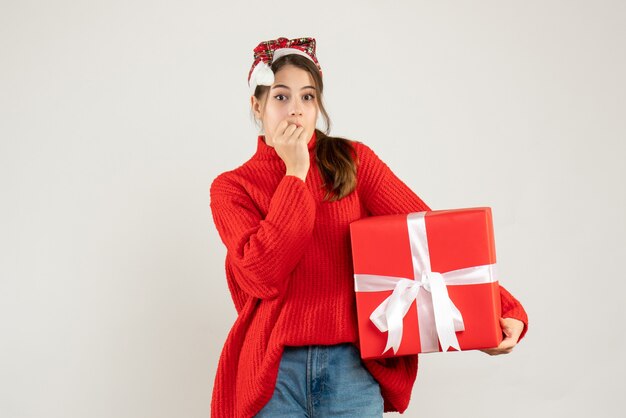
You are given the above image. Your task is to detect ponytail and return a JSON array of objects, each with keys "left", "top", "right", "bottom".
[{"left": 313, "top": 129, "right": 358, "bottom": 202}]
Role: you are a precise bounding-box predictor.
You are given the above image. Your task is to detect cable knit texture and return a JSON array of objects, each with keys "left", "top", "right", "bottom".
[{"left": 209, "top": 130, "right": 529, "bottom": 417}]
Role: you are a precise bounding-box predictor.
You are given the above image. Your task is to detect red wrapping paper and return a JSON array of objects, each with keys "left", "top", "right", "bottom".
[{"left": 349, "top": 207, "right": 503, "bottom": 359}]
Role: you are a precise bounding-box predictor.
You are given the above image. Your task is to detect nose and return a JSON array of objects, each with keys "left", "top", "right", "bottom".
[{"left": 289, "top": 100, "right": 303, "bottom": 116}]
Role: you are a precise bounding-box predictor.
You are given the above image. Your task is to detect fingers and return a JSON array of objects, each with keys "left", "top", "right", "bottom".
[
  {"left": 481, "top": 348, "right": 512, "bottom": 356},
  {"left": 279, "top": 121, "right": 296, "bottom": 137},
  {"left": 276, "top": 119, "right": 290, "bottom": 136},
  {"left": 480, "top": 336, "right": 516, "bottom": 356},
  {"left": 480, "top": 318, "right": 524, "bottom": 356},
  {"left": 500, "top": 317, "right": 523, "bottom": 341},
  {"left": 282, "top": 124, "right": 295, "bottom": 139},
  {"left": 276, "top": 120, "right": 304, "bottom": 142},
  {"left": 480, "top": 347, "right": 513, "bottom": 356},
  {"left": 501, "top": 324, "right": 512, "bottom": 339},
  {"left": 287, "top": 124, "right": 304, "bottom": 140},
  {"left": 498, "top": 337, "right": 517, "bottom": 352}
]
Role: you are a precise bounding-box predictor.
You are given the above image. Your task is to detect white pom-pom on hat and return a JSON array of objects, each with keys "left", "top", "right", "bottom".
[{"left": 248, "top": 61, "right": 275, "bottom": 96}]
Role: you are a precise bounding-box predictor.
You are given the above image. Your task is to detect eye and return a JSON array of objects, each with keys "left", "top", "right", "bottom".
[
  {"left": 304, "top": 94, "right": 316, "bottom": 101},
  {"left": 274, "top": 94, "right": 287, "bottom": 101}
]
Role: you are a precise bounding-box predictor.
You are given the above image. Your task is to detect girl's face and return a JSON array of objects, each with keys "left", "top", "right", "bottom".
[{"left": 251, "top": 64, "right": 319, "bottom": 146}]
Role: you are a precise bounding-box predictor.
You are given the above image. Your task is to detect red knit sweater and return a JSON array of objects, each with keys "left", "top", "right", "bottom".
[{"left": 209, "top": 130, "right": 528, "bottom": 417}]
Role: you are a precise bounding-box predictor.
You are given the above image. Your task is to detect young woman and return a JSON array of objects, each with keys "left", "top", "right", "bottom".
[{"left": 209, "top": 36, "right": 528, "bottom": 418}]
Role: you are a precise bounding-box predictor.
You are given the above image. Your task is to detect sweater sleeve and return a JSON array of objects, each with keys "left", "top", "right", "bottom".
[
  {"left": 499, "top": 284, "right": 529, "bottom": 342},
  {"left": 355, "top": 141, "right": 529, "bottom": 343},
  {"left": 209, "top": 173, "right": 316, "bottom": 300}
]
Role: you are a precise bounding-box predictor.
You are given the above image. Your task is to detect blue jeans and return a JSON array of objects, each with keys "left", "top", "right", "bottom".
[{"left": 254, "top": 343, "right": 384, "bottom": 417}]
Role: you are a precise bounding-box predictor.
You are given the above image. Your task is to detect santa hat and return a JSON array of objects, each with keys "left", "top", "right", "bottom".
[{"left": 248, "top": 36, "right": 322, "bottom": 96}]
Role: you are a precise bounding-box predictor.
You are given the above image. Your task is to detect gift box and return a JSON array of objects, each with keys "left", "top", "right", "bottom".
[{"left": 349, "top": 207, "right": 503, "bottom": 359}]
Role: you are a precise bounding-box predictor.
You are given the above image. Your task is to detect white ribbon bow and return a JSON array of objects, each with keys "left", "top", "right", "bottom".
[{"left": 354, "top": 212, "right": 498, "bottom": 355}]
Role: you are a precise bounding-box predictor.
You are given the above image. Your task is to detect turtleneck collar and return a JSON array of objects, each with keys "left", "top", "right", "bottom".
[{"left": 253, "top": 130, "right": 317, "bottom": 160}]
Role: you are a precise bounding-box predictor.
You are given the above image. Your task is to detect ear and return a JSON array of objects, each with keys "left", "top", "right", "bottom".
[{"left": 250, "top": 95, "right": 262, "bottom": 120}]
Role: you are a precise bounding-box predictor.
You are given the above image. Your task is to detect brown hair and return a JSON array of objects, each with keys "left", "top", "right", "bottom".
[{"left": 251, "top": 54, "right": 358, "bottom": 202}]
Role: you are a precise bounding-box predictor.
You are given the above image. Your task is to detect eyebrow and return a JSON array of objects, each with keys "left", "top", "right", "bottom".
[{"left": 271, "top": 84, "right": 316, "bottom": 91}]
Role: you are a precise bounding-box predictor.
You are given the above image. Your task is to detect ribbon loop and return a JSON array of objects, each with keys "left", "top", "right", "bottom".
[{"left": 368, "top": 278, "right": 421, "bottom": 354}]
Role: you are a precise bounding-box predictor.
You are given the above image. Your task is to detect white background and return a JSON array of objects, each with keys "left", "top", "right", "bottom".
[{"left": 1, "top": 1, "right": 624, "bottom": 417}]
